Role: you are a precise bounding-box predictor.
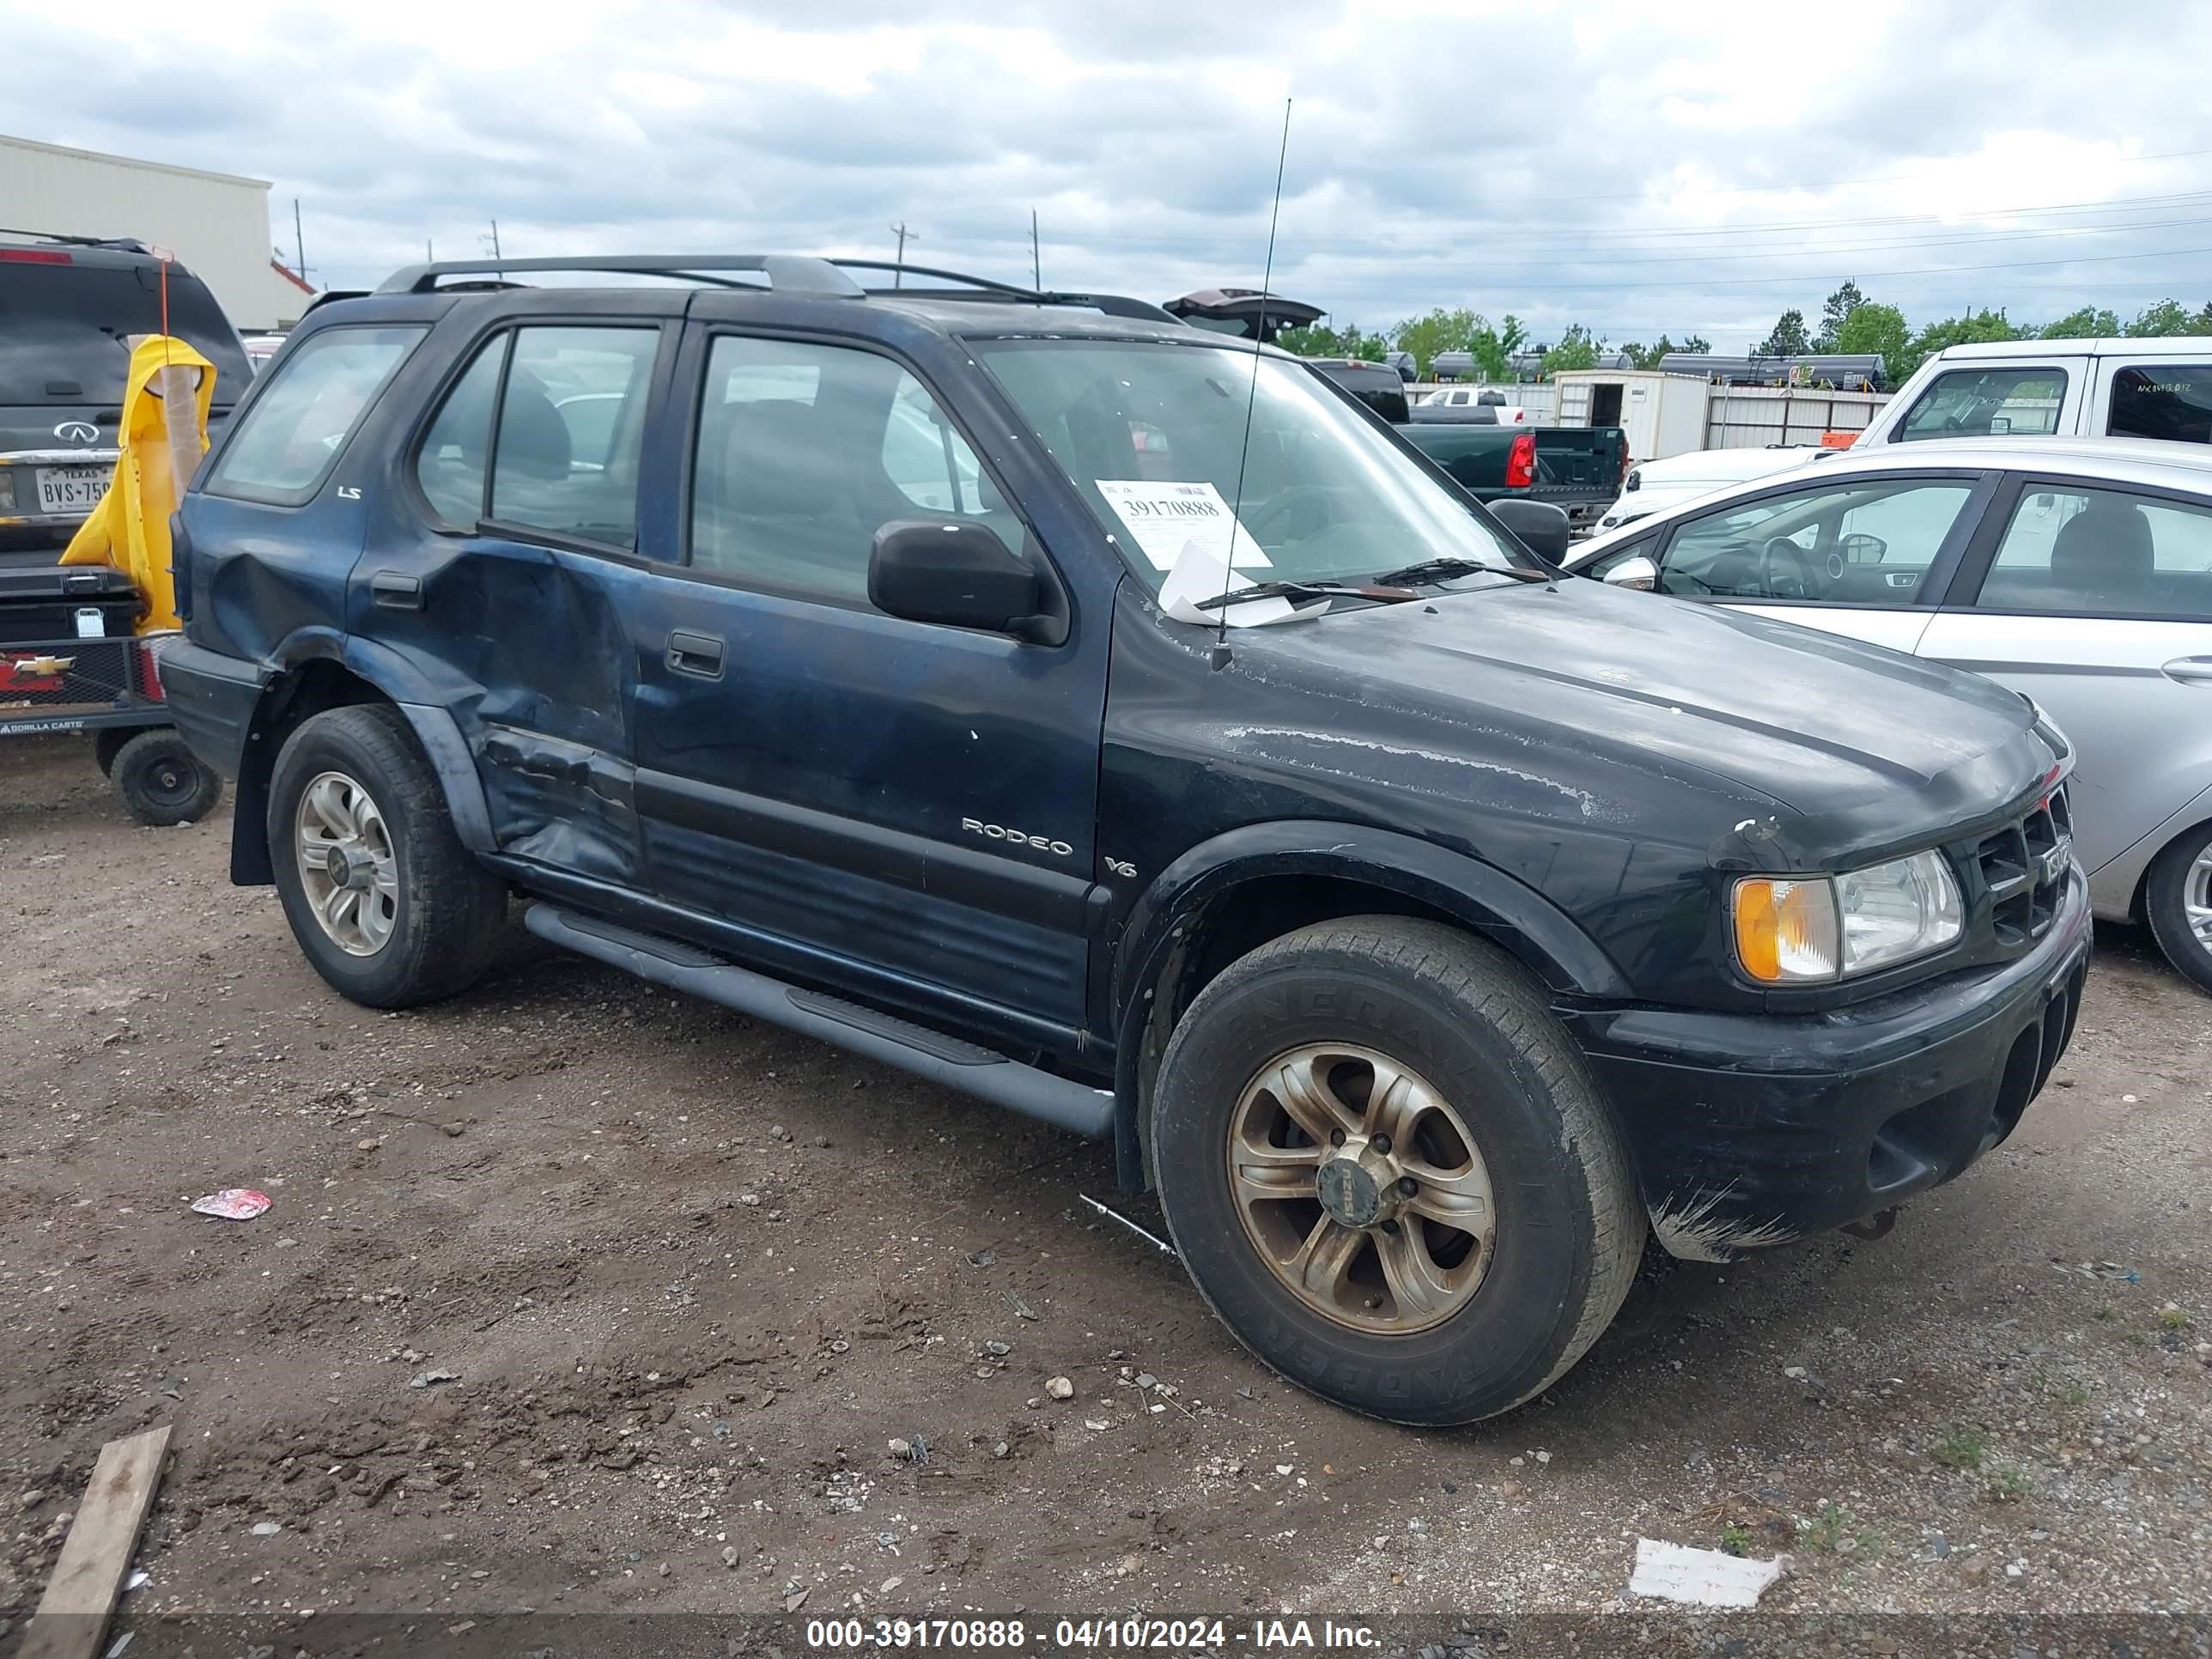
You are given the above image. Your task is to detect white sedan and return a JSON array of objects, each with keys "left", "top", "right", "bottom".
[
  {"left": 1564, "top": 434, "right": 2212, "bottom": 992},
  {"left": 1593, "top": 444, "right": 1832, "bottom": 532}
]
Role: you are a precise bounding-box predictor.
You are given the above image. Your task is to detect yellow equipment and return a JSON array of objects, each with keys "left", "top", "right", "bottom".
[{"left": 59, "top": 334, "right": 217, "bottom": 633}]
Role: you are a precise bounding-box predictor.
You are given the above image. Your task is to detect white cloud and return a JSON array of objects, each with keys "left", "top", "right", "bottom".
[{"left": 7, "top": 0, "right": 2210, "bottom": 348}]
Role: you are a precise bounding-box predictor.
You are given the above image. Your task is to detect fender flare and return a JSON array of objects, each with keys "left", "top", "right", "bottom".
[
  {"left": 228, "top": 631, "right": 495, "bottom": 883},
  {"left": 1108, "top": 819, "right": 1628, "bottom": 1189}
]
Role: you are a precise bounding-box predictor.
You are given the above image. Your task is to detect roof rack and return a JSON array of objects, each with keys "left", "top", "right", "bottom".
[
  {"left": 374, "top": 254, "right": 867, "bottom": 298},
  {"left": 830, "top": 260, "right": 1179, "bottom": 325}
]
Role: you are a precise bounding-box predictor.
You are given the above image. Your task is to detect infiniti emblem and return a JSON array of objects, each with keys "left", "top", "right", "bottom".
[{"left": 54, "top": 421, "right": 100, "bottom": 444}]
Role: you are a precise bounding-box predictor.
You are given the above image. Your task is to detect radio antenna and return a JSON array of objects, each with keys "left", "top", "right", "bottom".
[{"left": 1214, "top": 97, "right": 1293, "bottom": 665}]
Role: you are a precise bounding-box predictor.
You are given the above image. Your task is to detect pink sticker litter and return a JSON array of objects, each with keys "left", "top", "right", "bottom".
[{"left": 189, "top": 1188, "right": 270, "bottom": 1220}]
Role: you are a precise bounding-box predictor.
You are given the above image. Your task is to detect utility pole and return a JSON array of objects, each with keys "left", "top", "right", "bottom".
[
  {"left": 484, "top": 219, "right": 504, "bottom": 280},
  {"left": 292, "top": 198, "right": 308, "bottom": 283},
  {"left": 426, "top": 238, "right": 434, "bottom": 262},
  {"left": 1030, "top": 210, "right": 1041, "bottom": 291},
  {"left": 890, "top": 222, "right": 914, "bottom": 286}
]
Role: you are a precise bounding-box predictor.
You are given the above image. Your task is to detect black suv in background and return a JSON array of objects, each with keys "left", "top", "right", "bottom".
[
  {"left": 1, "top": 234, "right": 252, "bottom": 557},
  {"left": 159, "top": 256, "right": 2087, "bottom": 1425}
]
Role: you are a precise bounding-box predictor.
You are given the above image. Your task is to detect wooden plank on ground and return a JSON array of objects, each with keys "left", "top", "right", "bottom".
[{"left": 16, "top": 1424, "right": 172, "bottom": 1659}]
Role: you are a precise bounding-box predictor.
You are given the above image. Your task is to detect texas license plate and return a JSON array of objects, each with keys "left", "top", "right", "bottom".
[{"left": 35, "top": 466, "right": 110, "bottom": 514}]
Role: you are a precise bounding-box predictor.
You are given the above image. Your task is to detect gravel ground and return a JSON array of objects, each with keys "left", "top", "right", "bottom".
[{"left": 2, "top": 731, "right": 2208, "bottom": 1644}]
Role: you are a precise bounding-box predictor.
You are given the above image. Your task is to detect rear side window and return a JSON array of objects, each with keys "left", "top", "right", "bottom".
[
  {"left": 202, "top": 325, "right": 424, "bottom": 504},
  {"left": 1977, "top": 484, "right": 2212, "bottom": 618},
  {"left": 0, "top": 258, "right": 252, "bottom": 405},
  {"left": 1896, "top": 367, "right": 2065, "bottom": 441},
  {"left": 487, "top": 325, "right": 658, "bottom": 550},
  {"left": 2108, "top": 366, "right": 2212, "bottom": 446}
]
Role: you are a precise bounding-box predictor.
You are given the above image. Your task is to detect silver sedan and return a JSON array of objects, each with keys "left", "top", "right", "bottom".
[{"left": 1564, "top": 434, "right": 2212, "bottom": 992}]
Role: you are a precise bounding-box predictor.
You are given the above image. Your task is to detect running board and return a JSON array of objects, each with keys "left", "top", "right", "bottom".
[{"left": 522, "top": 904, "right": 1115, "bottom": 1139}]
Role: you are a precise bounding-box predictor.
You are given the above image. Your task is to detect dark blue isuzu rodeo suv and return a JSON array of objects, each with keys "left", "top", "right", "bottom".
[{"left": 157, "top": 255, "right": 2088, "bottom": 1424}]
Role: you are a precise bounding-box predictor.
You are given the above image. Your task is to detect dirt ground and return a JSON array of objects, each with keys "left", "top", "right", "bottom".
[{"left": 3, "top": 731, "right": 2209, "bottom": 1640}]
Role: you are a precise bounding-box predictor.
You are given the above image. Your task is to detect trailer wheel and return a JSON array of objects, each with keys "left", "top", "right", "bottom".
[
  {"left": 94, "top": 726, "right": 136, "bottom": 777},
  {"left": 111, "top": 730, "right": 222, "bottom": 826}
]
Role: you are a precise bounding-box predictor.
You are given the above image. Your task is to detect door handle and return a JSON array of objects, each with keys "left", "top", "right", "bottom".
[
  {"left": 666, "top": 629, "right": 726, "bottom": 679},
  {"left": 2163, "top": 657, "right": 2212, "bottom": 686},
  {"left": 370, "top": 571, "right": 422, "bottom": 610}
]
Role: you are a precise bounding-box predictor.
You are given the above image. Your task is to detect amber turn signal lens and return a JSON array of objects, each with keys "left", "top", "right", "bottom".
[{"left": 1732, "top": 877, "right": 1841, "bottom": 983}]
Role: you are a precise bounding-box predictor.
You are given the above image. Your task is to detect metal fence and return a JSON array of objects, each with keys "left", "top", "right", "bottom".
[{"left": 1704, "top": 386, "right": 1892, "bottom": 449}]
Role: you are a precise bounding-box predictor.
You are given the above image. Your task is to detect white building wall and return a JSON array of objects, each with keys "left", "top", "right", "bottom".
[{"left": 1, "top": 133, "right": 302, "bottom": 330}]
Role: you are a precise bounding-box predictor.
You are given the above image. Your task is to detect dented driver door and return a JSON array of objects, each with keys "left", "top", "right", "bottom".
[{"left": 621, "top": 324, "right": 1110, "bottom": 1047}]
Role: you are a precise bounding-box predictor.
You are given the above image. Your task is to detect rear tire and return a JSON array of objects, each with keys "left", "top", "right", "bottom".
[
  {"left": 2144, "top": 821, "right": 2212, "bottom": 995},
  {"left": 1151, "top": 917, "right": 1642, "bottom": 1425},
  {"left": 268, "top": 704, "right": 507, "bottom": 1008},
  {"left": 110, "top": 730, "right": 222, "bottom": 825}
]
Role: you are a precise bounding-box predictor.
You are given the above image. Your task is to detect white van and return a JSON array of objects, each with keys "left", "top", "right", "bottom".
[{"left": 1857, "top": 337, "right": 2212, "bottom": 450}]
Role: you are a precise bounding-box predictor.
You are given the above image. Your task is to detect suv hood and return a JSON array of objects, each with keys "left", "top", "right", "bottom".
[{"left": 1221, "top": 575, "right": 2052, "bottom": 866}]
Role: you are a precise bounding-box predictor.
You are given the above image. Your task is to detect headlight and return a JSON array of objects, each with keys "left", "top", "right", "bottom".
[{"left": 1733, "top": 849, "right": 1962, "bottom": 984}]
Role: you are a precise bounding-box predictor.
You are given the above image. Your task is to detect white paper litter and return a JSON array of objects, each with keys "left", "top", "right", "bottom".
[
  {"left": 1627, "top": 1538, "right": 1786, "bottom": 1607},
  {"left": 1158, "top": 538, "right": 1326, "bottom": 629},
  {"left": 1097, "top": 480, "right": 1271, "bottom": 572}
]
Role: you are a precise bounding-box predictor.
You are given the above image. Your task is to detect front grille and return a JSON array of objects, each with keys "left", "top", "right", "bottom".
[{"left": 1973, "top": 784, "right": 2072, "bottom": 951}]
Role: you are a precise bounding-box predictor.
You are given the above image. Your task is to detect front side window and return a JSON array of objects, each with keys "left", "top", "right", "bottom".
[
  {"left": 1653, "top": 478, "right": 1973, "bottom": 602},
  {"left": 975, "top": 340, "right": 1532, "bottom": 592},
  {"left": 203, "top": 325, "right": 423, "bottom": 503},
  {"left": 1897, "top": 366, "right": 2066, "bottom": 441},
  {"left": 1977, "top": 483, "right": 2212, "bottom": 618},
  {"left": 2108, "top": 366, "right": 2212, "bottom": 447},
  {"left": 487, "top": 326, "right": 658, "bottom": 549},
  {"left": 689, "top": 337, "right": 1018, "bottom": 603}
]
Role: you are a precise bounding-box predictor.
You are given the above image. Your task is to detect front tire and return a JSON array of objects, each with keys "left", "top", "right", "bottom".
[
  {"left": 2144, "top": 821, "right": 2212, "bottom": 995},
  {"left": 1151, "top": 917, "right": 1642, "bottom": 1425},
  {"left": 268, "top": 704, "right": 506, "bottom": 1008}
]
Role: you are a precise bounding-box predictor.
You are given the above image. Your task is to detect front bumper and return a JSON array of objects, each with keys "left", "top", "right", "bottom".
[
  {"left": 155, "top": 638, "right": 265, "bottom": 779},
  {"left": 1563, "top": 866, "right": 2092, "bottom": 1260}
]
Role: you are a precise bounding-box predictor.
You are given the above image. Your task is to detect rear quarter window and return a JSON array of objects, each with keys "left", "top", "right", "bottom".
[
  {"left": 2108, "top": 366, "right": 2212, "bottom": 446},
  {"left": 202, "top": 325, "right": 425, "bottom": 505}
]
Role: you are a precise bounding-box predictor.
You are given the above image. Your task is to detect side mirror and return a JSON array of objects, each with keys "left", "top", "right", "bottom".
[
  {"left": 868, "top": 520, "right": 1053, "bottom": 641},
  {"left": 1601, "top": 554, "right": 1657, "bottom": 591},
  {"left": 1488, "top": 498, "right": 1572, "bottom": 563}
]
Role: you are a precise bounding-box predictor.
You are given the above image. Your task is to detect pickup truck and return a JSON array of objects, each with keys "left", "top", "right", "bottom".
[
  {"left": 1859, "top": 336, "right": 2212, "bottom": 449},
  {"left": 158, "top": 254, "right": 2086, "bottom": 1425},
  {"left": 1396, "top": 420, "right": 1630, "bottom": 532}
]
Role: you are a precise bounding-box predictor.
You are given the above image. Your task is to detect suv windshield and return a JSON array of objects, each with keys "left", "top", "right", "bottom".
[
  {"left": 974, "top": 338, "right": 1531, "bottom": 592},
  {"left": 0, "top": 258, "right": 252, "bottom": 406}
]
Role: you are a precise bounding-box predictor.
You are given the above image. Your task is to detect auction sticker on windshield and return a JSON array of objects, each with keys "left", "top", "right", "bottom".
[{"left": 1095, "top": 480, "right": 1270, "bottom": 572}]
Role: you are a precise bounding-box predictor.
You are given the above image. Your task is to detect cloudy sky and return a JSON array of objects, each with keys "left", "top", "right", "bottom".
[{"left": 9, "top": 0, "right": 2212, "bottom": 350}]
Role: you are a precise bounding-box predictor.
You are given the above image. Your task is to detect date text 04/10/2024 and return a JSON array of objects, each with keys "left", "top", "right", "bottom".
[{"left": 802, "top": 1620, "right": 1377, "bottom": 1650}]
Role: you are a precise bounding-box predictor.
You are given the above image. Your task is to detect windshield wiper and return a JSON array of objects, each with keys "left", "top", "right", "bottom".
[
  {"left": 1366, "top": 555, "right": 1550, "bottom": 586},
  {"left": 1193, "top": 579, "right": 1423, "bottom": 611}
]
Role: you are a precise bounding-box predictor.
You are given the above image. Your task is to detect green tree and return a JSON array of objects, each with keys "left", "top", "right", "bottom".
[
  {"left": 2040, "top": 307, "right": 2122, "bottom": 339},
  {"left": 1541, "top": 324, "right": 1604, "bottom": 374},
  {"left": 2126, "top": 298, "right": 2212, "bottom": 337},
  {"left": 1833, "top": 302, "right": 1909, "bottom": 385},
  {"left": 1620, "top": 333, "right": 1711, "bottom": 369},
  {"left": 1895, "top": 308, "right": 2024, "bottom": 382},
  {"left": 1755, "top": 308, "right": 1811, "bottom": 357},
  {"left": 1392, "top": 307, "right": 1479, "bottom": 376},
  {"left": 1277, "top": 321, "right": 1394, "bottom": 360},
  {"left": 1467, "top": 313, "right": 1528, "bottom": 381},
  {"left": 1813, "top": 281, "right": 1868, "bottom": 352}
]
